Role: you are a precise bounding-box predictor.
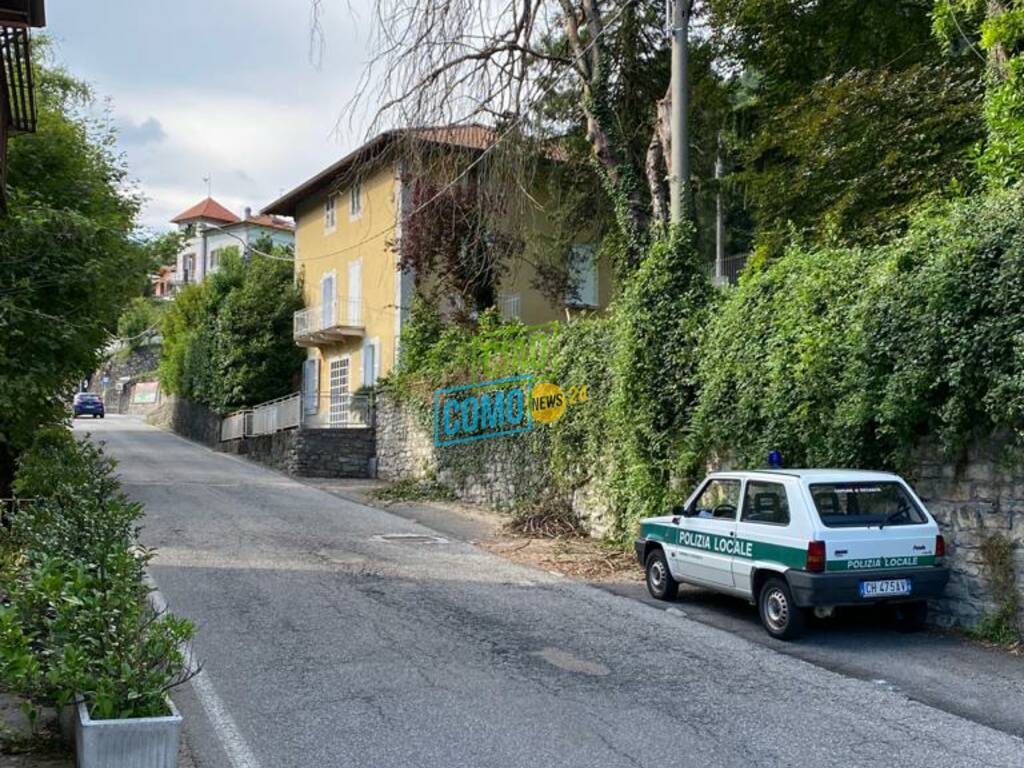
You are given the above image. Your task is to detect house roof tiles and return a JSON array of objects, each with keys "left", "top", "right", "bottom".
[{"left": 170, "top": 197, "right": 241, "bottom": 224}]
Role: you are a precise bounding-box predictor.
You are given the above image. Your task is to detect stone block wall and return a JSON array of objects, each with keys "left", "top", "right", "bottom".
[
  {"left": 376, "top": 396, "right": 437, "bottom": 480},
  {"left": 907, "top": 440, "right": 1024, "bottom": 630},
  {"left": 220, "top": 430, "right": 297, "bottom": 473},
  {"left": 148, "top": 395, "right": 221, "bottom": 448},
  {"left": 291, "top": 428, "right": 375, "bottom": 478},
  {"left": 156, "top": 397, "right": 376, "bottom": 479},
  {"left": 375, "top": 392, "right": 612, "bottom": 531}
]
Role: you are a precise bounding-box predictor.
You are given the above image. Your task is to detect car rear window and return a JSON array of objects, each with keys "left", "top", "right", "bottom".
[
  {"left": 810, "top": 482, "right": 927, "bottom": 528},
  {"left": 78, "top": 394, "right": 100, "bottom": 402}
]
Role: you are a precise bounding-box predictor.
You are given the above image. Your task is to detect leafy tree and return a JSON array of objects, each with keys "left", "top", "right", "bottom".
[
  {"left": 0, "top": 49, "right": 145, "bottom": 492},
  {"left": 708, "top": 0, "right": 984, "bottom": 253},
  {"left": 608, "top": 227, "right": 714, "bottom": 534},
  {"left": 116, "top": 297, "right": 166, "bottom": 352},
  {"left": 216, "top": 253, "right": 305, "bottom": 410},
  {"left": 933, "top": 0, "right": 1024, "bottom": 185},
  {"left": 158, "top": 245, "right": 304, "bottom": 412},
  {"left": 740, "top": 64, "right": 983, "bottom": 253}
]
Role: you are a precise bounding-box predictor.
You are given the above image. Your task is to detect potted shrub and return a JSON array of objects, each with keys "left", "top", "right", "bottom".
[{"left": 0, "top": 430, "right": 195, "bottom": 768}]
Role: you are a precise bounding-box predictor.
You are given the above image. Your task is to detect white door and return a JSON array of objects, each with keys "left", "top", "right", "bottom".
[
  {"left": 321, "top": 273, "right": 336, "bottom": 327},
  {"left": 670, "top": 478, "right": 740, "bottom": 589},
  {"left": 347, "top": 260, "right": 362, "bottom": 325},
  {"left": 329, "top": 357, "right": 350, "bottom": 427}
]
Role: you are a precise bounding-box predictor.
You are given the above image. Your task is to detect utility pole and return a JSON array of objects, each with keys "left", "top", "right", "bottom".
[{"left": 669, "top": 0, "right": 691, "bottom": 224}]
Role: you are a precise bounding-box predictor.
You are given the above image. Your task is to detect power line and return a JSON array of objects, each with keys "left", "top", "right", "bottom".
[{"left": 293, "top": 0, "right": 637, "bottom": 265}]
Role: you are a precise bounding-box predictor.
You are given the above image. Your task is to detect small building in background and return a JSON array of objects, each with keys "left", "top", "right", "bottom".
[
  {"left": 169, "top": 196, "right": 294, "bottom": 290},
  {"left": 150, "top": 264, "right": 175, "bottom": 299}
]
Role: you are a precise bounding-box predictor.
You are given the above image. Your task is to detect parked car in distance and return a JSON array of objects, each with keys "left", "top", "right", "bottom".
[
  {"left": 73, "top": 392, "right": 105, "bottom": 419},
  {"left": 636, "top": 469, "right": 949, "bottom": 640}
]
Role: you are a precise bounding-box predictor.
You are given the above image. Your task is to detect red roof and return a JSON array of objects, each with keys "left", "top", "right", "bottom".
[{"left": 170, "top": 197, "right": 240, "bottom": 224}]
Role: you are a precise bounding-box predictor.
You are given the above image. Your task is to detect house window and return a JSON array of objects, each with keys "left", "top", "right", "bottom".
[
  {"left": 498, "top": 293, "right": 521, "bottom": 320},
  {"left": 209, "top": 248, "right": 223, "bottom": 271},
  {"left": 566, "top": 244, "right": 599, "bottom": 307},
  {"left": 350, "top": 181, "right": 363, "bottom": 218},
  {"left": 329, "top": 357, "right": 350, "bottom": 427},
  {"left": 324, "top": 194, "right": 337, "bottom": 231}
]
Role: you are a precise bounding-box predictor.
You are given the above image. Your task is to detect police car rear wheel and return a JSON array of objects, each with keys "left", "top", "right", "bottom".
[
  {"left": 645, "top": 549, "right": 679, "bottom": 601},
  {"left": 758, "top": 577, "right": 806, "bottom": 640}
]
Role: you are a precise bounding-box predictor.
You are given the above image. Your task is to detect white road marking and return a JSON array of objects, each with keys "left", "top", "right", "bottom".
[{"left": 147, "top": 577, "right": 261, "bottom": 768}]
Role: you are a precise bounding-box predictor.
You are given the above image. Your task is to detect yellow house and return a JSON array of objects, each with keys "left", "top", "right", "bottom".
[{"left": 262, "top": 126, "right": 612, "bottom": 427}]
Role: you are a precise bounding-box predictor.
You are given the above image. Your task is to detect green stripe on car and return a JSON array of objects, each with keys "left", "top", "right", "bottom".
[
  {"left": 640, "top": 522, "right": 806, "bottom": 568},
  {"left": 826, "top": 555, "right": 935, "bottom": 571}
]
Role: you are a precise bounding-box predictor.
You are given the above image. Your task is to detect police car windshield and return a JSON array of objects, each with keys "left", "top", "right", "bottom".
[{"left": 809, "top": 482, "right": 927, "bottom": 528}]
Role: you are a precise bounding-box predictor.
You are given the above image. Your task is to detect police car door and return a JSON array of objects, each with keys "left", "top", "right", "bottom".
[{"left": 675, "top": 477, "right": 740, "bottom": 589}]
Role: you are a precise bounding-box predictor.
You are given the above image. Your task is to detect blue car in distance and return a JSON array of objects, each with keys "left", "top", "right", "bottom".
[{"left": 73, "top": 392, "right": 105, "bottom": 419}]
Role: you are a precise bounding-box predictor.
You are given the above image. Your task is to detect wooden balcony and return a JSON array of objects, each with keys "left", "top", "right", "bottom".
[{"left": 293, "top": 300, "right": 365, "bottom": 347}]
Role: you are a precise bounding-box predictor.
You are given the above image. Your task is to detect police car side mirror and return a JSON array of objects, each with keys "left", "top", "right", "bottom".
[{"left": 671, "top": 504, "right": 689, "bottom": 518}]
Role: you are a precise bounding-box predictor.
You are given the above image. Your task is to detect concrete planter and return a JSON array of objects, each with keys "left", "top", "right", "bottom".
[{"left": 74, "top": 697, "right": 181, "bottom": 768}]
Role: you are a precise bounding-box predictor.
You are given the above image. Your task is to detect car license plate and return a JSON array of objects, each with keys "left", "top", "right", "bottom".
[{"left": 859, "top": 579, "right": 911, "bottom": 598}]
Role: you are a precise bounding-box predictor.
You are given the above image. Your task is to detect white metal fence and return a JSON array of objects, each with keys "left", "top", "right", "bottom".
[
  {"left": 293, "top": 299, "right": 363, "bottom": 339},
  {"left": 708, "top": 253, "right": 749, "bottom": 286},
  {"left": 220, "top": 410, "right": 250, "bottom": 441},
  {"left": 218, "top": 390, "right": 374, "bottom": 442},
  {"left": 250, "top": 393, "right": 303, "bottom": 436}
]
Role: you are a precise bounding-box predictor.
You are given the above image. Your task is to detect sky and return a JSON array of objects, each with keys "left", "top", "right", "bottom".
[{"left": 46, "top": 0, "right": 378, "bottom": 231}]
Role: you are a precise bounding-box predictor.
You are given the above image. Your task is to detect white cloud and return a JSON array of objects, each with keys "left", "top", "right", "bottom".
[{"left": 45, "top": 0, "right": 379, "bottom": 231}]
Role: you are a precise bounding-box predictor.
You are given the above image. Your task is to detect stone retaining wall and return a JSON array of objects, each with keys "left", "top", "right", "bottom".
[
  {"left": 155, "top": 396, "right": 375, "bottom": 478},
  {"left": 907, "top": 440, "right": 1024, "bottom": 630}
]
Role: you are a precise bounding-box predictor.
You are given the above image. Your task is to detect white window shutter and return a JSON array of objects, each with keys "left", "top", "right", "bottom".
[
  {"left": 363, "top": 342, "right": 376, "bottom": 387},
  {"left": 303, "top": 358, "right": 319, "bottom": 415}
]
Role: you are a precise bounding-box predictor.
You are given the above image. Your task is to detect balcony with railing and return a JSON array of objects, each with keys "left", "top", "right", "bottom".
[{"left": 293, "top": 299, "right": 364, "bottom": 347}]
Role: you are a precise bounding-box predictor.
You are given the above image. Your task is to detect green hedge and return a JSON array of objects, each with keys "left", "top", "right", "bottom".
[
  {"left": 0, "top": 429, "right": 193, "bottom": 720},
  {"left": 689, "top": 186, "right": 1024, "bottom": 473}
]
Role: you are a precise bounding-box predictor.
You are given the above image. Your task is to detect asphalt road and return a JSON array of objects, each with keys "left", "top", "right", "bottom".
[{"left": 78, "top": 416, "right": 1024, "bottom": 768}]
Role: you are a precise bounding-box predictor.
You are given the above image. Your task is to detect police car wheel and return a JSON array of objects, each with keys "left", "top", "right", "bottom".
[
  {"left": 758, "top": 577, "right": 806, "bottom": 640},
  {"left": 645, "top": 549, "right": 679, "bottom": 601}
]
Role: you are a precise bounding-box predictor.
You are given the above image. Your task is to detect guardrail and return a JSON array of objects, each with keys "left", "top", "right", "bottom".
[
  {"left": 219, "top": 390, "right": 374, "bottom": 442},
  {"left": 220, "top": 410, "right": 251, "bottom": 441},
  {"left": 293, "top": 300, "right": 363, "bottom": 340},
  {"left": 251, "top": 392, "right": 303, "bottom": 436}
]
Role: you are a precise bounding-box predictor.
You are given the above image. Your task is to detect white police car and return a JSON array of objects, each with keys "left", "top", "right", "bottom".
[{"left": 635, "top": 470, "right": 949, "bottom": 639}]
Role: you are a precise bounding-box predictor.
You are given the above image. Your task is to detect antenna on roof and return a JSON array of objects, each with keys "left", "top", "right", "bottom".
[{"left": 203, "top": 175, "right": 212, "bottom": 197}]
